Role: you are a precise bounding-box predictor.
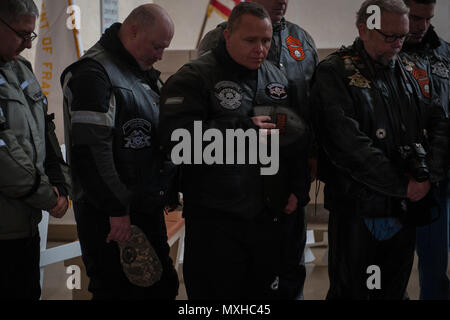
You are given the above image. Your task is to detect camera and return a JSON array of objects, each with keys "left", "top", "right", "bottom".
[
  {"left": 398, "top": 143, "right": 430, "bottom": 182},
  {"left": 0, "top": 106, "right": 8, "bottom": 131}
]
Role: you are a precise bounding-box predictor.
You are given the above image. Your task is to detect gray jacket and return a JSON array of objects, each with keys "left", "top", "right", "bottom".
[{"left": 0, "top": 57, "right": 70, "bottom": 240}]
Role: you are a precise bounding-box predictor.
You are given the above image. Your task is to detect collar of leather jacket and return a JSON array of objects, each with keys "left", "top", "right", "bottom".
[
  {"left": 212, "top": 36, "right": 258, "bottom": 79},
  {"left": 403, "top": 25, "right": 441, "bottom": 53},
  {"left": 272, "top": 18, "right": 287, "bottom": 33}
]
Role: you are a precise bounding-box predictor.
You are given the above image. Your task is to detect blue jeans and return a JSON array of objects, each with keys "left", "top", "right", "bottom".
[{"left": 416, "top": 172, "right": 450, "bottom": 300}]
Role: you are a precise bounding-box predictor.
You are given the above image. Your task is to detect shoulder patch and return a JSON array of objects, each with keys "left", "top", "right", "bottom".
[
  {"left": 0, "top": 139, "right": 6, "bottom": 147},
  {"left": 412, "top": 67, "right": 431, "bottom": 98},
  {"left": 431, "top": 61, "right": 449, "bottom": 79},
  {"left": 286, "top": 36, "right": 306, "bottom": 61},
  {"left": 0, "top": 77, "right": 5, "bottom": 85}
]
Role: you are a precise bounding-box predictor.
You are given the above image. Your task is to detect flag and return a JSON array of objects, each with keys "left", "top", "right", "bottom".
[
  {"left": 34, "top": 0, "right": 83, "bottom": 143},
  {"left": 208, "top": 0, "right": 243, "bottom": 20}
]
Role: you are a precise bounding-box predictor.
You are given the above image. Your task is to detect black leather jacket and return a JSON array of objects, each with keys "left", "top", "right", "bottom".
[
  {"left": 403, "top": 26, "right": 449, "bottom": 169},
  {"left": 160, "top": 40, "right": 307, "bottom": 220},
  {"left": 312, "top": 38, "right": 448, "bottom": 218}
]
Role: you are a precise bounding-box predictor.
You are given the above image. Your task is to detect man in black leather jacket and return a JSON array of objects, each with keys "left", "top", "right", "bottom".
[
  {"left": 61, "top": 5, "right": 179, "bottom": 300},
  {"left": 402, "top": 0, "right": 450, "bottom": 300},
  {"left": 160, "top": 2, "right": 306, "bottom": 299},
  {"left": 198, "top": 0, "right": 318, "bottom": 299},
  {"left": 312, "top": 0, "right": 448, "bottom": 299}
]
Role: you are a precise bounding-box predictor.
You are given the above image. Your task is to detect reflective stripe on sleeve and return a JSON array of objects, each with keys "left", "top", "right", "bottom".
[{"left": 71, "top": 94, "right": 116, "bottom": 128}]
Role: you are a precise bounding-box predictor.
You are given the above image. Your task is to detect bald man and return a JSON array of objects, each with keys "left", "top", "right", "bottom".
[{"left": 61, "top": 4, "right": 179, "bottom": 300}]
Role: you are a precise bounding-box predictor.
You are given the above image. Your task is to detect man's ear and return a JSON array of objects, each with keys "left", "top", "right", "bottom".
[
  {"left": 130, "top": 24, "right": 138, "bottom": 39},
  {"left": 223, "top": 28, "right": 231, "bottom": 44},
  {"left": 358, "top": 23, "right": 369, "bottom": 41}
]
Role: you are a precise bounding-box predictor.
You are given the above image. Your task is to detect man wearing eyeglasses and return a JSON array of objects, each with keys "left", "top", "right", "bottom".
[
  {"left": 311, "top": 0, "right": 448, "bottom": 299},
  {"left": 401, "top": 0, "right": 450, "bottom": 300},
  {"left": 0, "top": 0, "right": 71, "bottom": 300}
]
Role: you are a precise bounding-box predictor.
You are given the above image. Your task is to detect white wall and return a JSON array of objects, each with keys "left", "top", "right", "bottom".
[
  {"left": 21, "top": 0, "right": 449, "bottom": 62},
  {"left": 154, "top": 0, "right": 450, "bottom": 50},
  {"left": 22, "top": 0, "right": 153, "bottom": 62}
]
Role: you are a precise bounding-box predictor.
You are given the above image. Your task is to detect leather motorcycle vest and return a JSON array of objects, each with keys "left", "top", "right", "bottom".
[{"left": 65, "top": 43, "right": 167, "bottom": 196}]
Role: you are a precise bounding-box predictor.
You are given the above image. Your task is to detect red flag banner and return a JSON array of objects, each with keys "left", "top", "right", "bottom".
[{"left": 208, "top": 0, "right": 243, "bottom": 19}]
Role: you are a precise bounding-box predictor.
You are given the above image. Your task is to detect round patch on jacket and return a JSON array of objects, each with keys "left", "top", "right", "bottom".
[
  {"left": 123, "top": 119, "right": 152, "bottom": 150},
  {"left": 214, "top": 81, "right": 243, "bottom": 110},
  {"left": 266, "top": 83, "right": 288, "bottom": 100},
  {"left": 376, "top": 128, "right": 387, "bottom": 140}
]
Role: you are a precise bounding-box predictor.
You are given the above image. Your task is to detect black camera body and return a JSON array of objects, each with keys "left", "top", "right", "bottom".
[
  {"left": 398, "top": 143, "right": 430, "bottom": 182},
  {"left": 0, "top": 106, "right": 8, "bottom": 131}
]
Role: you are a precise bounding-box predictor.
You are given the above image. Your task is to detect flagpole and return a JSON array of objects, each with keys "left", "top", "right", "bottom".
[{"left": 196, "top": 0, "right": 212, "bottom": 49}]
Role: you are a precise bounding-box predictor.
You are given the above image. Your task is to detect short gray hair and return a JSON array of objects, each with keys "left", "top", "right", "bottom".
[
  {"left": 0, "top": 0, "right": 39, "bottom": 22},
  {"left": 356, "top": 0, "right": 409, "bottom": 28}
]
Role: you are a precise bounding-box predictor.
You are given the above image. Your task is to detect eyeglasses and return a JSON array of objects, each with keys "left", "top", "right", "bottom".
[
  {"left": 0, "top": 17, "right": 37, "bottom": 42},
  {"left": 374, "top": 29, "right": 408, "bottom": 43}
]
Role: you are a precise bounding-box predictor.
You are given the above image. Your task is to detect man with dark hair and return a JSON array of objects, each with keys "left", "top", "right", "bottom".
[
  {"left": 160, "top": 2, "right": 306, "bottom": 300},
  {"left": 0, "top": 0, "right": 71, "bottom": 300},
  {"left": 198, "top": 0, "right": 318, "bottom": 300},
  {"left": 312, "top": 0, "right": 448, "bottom": 299},
  {"left": 61, "top": 4, "right": 179, "bottom": 300},
  {"left": 402, "top": 0, "right": 450, "bottom": 300}
]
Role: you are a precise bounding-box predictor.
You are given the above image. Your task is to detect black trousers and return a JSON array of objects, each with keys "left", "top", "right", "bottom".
[
  {"left": 182, "top": 207, "right": 282, "bottom": 300},
  {"left": 279, "top": 207, "right": 307, "bottom": 299},
  {"left": 73, "top": 201, "right": 179, "bottom": 300},
  {"left": 0, "top": 235, "right": 41, "bottom": 300},
  {"left": 327, "top": 209, "right": 416, "bottom": 300}
]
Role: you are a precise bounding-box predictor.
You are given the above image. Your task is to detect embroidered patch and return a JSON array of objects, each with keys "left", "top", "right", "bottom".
[
  {"left": 412, "top": 67, "right": 431, "bottom": 98},
  {"left": 0, "top": 139, "right": 6, "bottom": 147},
  {"left": 0, "top": 77, "right": 5, "bottom": 85},
  {"left": 165, "top": 97, "right": 184, "bottom": 105},
  {"left": 266, "top": 83, "right": 288, "bottom": 100},
  {"left": 123, "top": 119, "right": 152, "bottom": 150},
  {"left": 348, "top": 72, "right": 371, "bottom": 89},
  {"left": 214, "top": 81, "right": 243, "bottom": 110},
  {"left": 431, "top": 61, "right": 449, "bottom": 79},
  {"left": 286, "top": 36, "right": 305, "bottom": 61}
]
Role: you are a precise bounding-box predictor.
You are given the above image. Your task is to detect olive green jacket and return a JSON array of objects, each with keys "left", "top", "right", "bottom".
[{"left": 0, "top": 56, "right": 71, "bottom": 240}]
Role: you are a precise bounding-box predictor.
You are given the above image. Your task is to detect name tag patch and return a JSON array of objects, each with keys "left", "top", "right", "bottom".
[
  {"left": 165, "top": 97, "right": 185, "bottom": 105},
  {"left": 266, "top": 83, "right": 288, "bottom": 100}
]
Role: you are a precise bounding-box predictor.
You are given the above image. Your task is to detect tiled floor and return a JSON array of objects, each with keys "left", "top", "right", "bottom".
[{"left": 41, "top": 240, "right": 449, "bottom": 300}]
